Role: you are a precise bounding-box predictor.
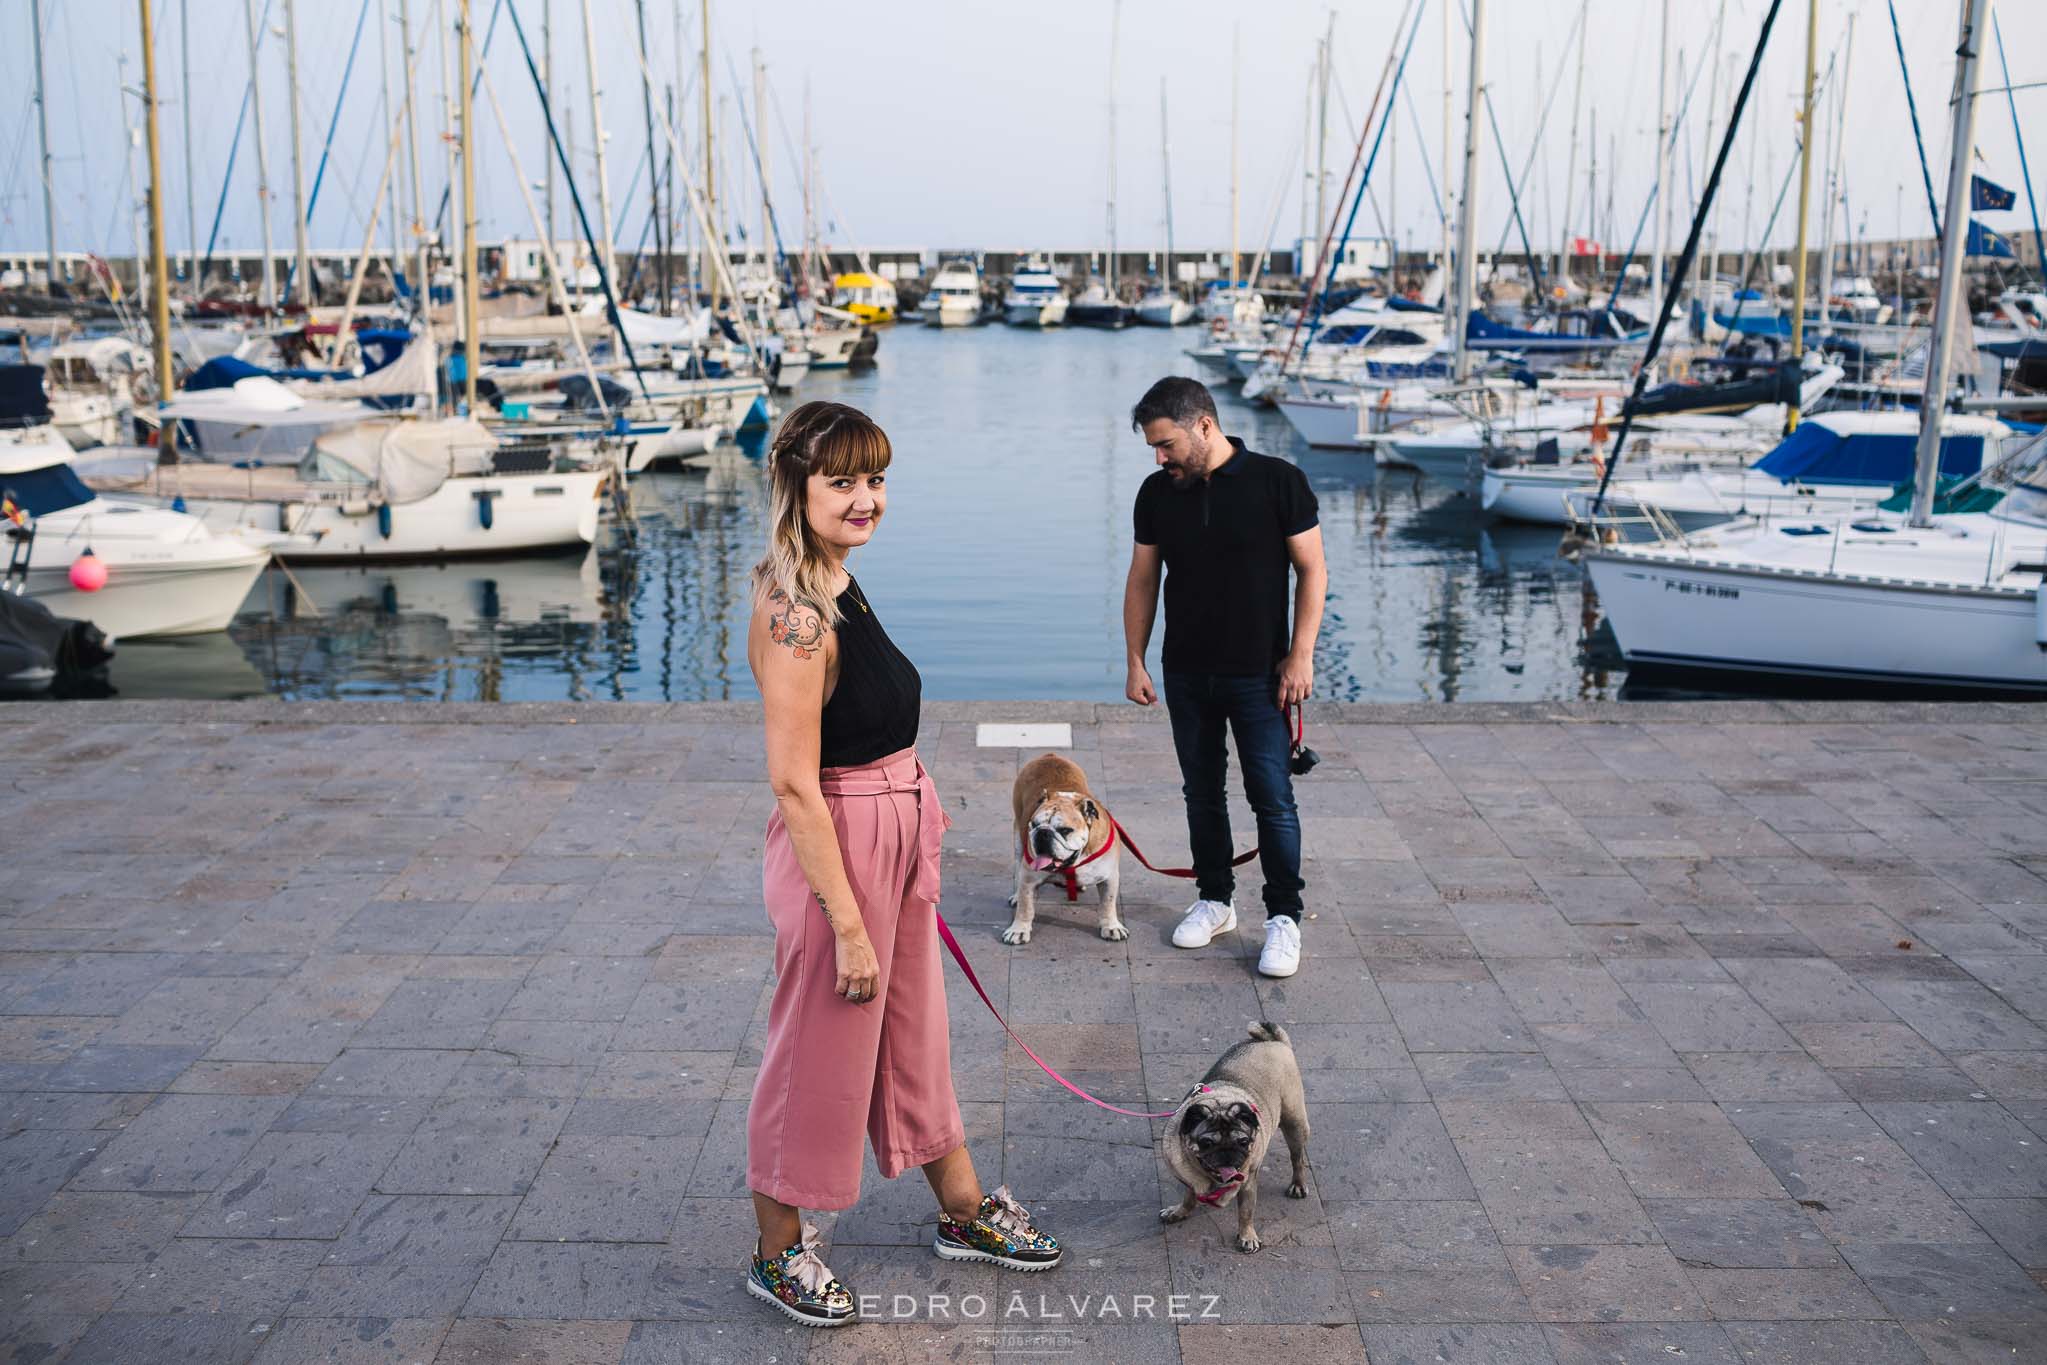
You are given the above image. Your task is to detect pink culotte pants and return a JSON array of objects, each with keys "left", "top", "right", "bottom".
[{"left": 746, "top": 746, "right": 965, "bottom": 1210}]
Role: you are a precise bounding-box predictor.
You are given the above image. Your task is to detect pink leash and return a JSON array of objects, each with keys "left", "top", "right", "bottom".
[{"left": 934, "top": 912, "right": 1179, "bottom": 1119}]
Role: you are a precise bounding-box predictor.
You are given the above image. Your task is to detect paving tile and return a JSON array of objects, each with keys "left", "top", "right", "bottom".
[
  {"left": 1958, "top": 1196, "right": 2047, "bottom": 1268},
  {"left": 1457, "top": 1139, "right": 1654, "bottom": 1245},
  {"left": 1717, "top": 1319, "right": 1931, "bottom": 1365},
  {"left": 4, "top": 1188, "right": 200, "bottom": 1262},
  {"left": 1728, "top": 1104, "right": 1992, "bottom": 1245},
  {"left": 61, "top": 1312, "right": 268, "bottom": 1365},
  {"left": 1688, "top": 1267, "right": 1887, "bottom": 1320},
  {"left": 1306, "top": 1103, "right": 1474, "bottom": 1201},
  {"left": 0, "top": 1128, "right": 105, "bottom": 1235},
  {"left": 461, "top": 1242, "right": 662, "bottom": 1320},
  {"left": 320, "top": 1193, "right": 522, "bottom": 1267},
  {"left": 1621, "top": 983, "right": 1797, "bottom": 1052},
  {"left": 68, "top": 1094, "right": 292, "bottom": 1193},
  {"left": 1540, "top": 1323, "right": 1743, "bottom": 1365},
  {"left": 1359, "top": 1323, "right": 1557, "bottom": 1364},
  {"left": 1642, "top": 1198, "right": 1839, "bottom": 1269},
  {"left": 505, "top": 1135, "right": 699, "bottom": 1243},
  {"left": 114, "top": 1237, "right": 324, "bottom": 1315},
  {"left": 438, "top": 1317, "right": 633, "bottom": 1363},
  {"left": 374, "top": 1098, "right": 572, "bottom": 1196},
  {"left": 1862, "top": 1101, "right": 2047, "bottom": 1198},
  {"left": 183, "top": 1130, "right": 412, "bottom": 1239},
  {"left": 1380, "top": 983, "right": 1535, "bottom": 1053},
  {"left": 1580, "top": 1102, "right": 1786, "bottom": 1199},
  {"left": 1505, "top": 1244, "right": 1709, "bottom": 1321},
  {"left": 251, "top": 1316, "right": 453, "bottom": 1364},
  {"left": 1839, "top": 1241, "right": 2047, "bottom": 1321}
]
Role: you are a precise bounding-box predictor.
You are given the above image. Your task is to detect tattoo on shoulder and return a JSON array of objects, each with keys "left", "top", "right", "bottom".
[{"left": 766, "top": 587, "right": 827, "bottom": 661}]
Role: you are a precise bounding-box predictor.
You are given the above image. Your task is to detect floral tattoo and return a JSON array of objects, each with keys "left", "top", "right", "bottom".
[{"left": 766, "top": 588, "right": 827, "bottom": 661}]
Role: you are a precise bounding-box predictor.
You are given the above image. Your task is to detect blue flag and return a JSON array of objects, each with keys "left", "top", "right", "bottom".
[
  {"left": 1972, "top": 174, "right": 2017, "bottom": 212},
  {"left": 1966, "top": 219, "right": 2016, "bottom": 258}
]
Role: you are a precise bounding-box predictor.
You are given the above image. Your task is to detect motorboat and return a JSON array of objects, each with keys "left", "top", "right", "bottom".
[
  {"left": 922, "top": 260, "right": 985, "bottom": 327},
  {"left": 1003, "top": 257, "right": 1070, "bottom": 327},
  {"left": 0, "top": 418, "right": 270, "bottom": 639},
  {"left": 830, "top": 272, "right": 898, "bottom": 326},
  {"left": 1198, "top": 281, "right": 1266, "bottom": 327}
]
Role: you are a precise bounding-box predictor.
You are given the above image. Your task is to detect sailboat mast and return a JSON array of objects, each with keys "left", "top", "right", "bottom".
[
  {"left": 1556, "top": 0, "right": 1587, "bottom": 288},
  {"left": 1650, "top": 0, "right": 1670, "bottom": 322},
  {"left": 1907, "top": 0, "right": 1992, "bottom": 529},
  {"left": 378, "top": 0, "right": 400, "bottom": 273},
  {"left": 1160, "top": 80, "right": 1175, "bottom": 293},
  {"left": 1702, "top": 16, "right": 1730, "bottom": 318},
  {"left": 755, "top": 47, "right": 769, "bottom": 286},
  {"left": 1787, "top": 0, "right": 1818, "bottom": 430},
  {"left": 542, "top": 0, "right": 554, "bottom": 295},
  {"left": 1230, "top": 25, "right": 1241, "bottom": 288},
  {"left": 180, "top": 0, "right": 199, "bottom": 288},
  {"left": 634, "top": 0, "right": 660, "bottom": 309},
  {"left": 1818, "top": 14, "right": 1856, "bottom": 329},
  {"left": 1107, "top": 0, "right": 1120, "bottom": 295},
  {"left": 283, "top": 0, "right": 314, "bottom": 306},
  {"left": 243, "top": 0, "right": 276, "bottom": 310},
  {"left": 1451, "top": 0, "right": 1486, "bottom": 383},
  {"left": 580, "top": 0, "right": 619, "bottom": 292},
  {"left": 399, "top": 0, "right": 427, "bottom": 317},
  {"left": 138, "top": 0, "right": 174, "bottom": 400},
  {"left": 1439, "top": 0, "right": 1452, "bottom": 273},
  {"left": 702, "top": 0, "right": 717, "bottom": 308},
  {"left": 30, "top": 0, "right": 59, "bottom": 293},
  {"left": 1315, "top": 13, "right": 1334, "bottom": 242},
  {"left": 458, "top": 0, "right": 478, "bottom": 414}
]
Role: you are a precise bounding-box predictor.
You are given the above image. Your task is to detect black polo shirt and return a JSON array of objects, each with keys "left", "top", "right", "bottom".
[{"left": 1133, "top": 438, "right": 1319, "bottom": 676}]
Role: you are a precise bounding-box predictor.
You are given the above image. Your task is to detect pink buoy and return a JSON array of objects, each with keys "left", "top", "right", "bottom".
[{"left": 68, "top": 551, "right": 108, "bottom": 593}]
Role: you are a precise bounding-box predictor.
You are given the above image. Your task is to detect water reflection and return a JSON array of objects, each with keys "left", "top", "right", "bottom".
[{"left": 91, "top": 325, "right": 1630, "bottom": 703}]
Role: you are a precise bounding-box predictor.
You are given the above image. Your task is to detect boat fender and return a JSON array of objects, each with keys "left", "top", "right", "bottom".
[
  {"left": 377, "top": 504, "right": 393, "bottom": 540},
  {"left": 171, "top": 495, "right": 186, "bottom": 514},
  {"left": 2036, "top": 580, "right": 2046, "bottom": 653},
  {"left": 474, "top": 488, "right": 495, "bottom": 531}
]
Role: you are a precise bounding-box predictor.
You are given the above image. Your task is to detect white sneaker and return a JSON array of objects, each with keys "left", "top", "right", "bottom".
[
  {"left": 1171, "top": 898, "right": 1237, "bottom": 948},
  {"left": 1258, "top": 916, "right": 1302, "bottom": 978}
]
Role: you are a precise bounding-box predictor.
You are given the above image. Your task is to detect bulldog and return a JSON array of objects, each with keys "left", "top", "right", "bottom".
[{"left": 1004, "top": 752, "right": 1126, "bottom": 945}]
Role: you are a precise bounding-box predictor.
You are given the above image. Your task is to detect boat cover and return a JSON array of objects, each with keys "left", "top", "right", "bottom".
[
  {"left": 0, "top": 365, "right": 52, "bottom": 426},
  {"left": 1754, "top": 422, "right": 1986, "bottom": 485},
  {"left": 301, "top": 417, "right": 497, "bottom": 505}
]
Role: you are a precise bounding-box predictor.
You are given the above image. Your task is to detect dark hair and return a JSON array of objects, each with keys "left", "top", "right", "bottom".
[{"left": 1130, "top": 376, "right": 1219, "bottom": 433}]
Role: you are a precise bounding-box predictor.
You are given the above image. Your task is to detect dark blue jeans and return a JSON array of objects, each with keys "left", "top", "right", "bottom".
[{"left": 1162, "top": 671, "right": 1304, "bottom": 921}]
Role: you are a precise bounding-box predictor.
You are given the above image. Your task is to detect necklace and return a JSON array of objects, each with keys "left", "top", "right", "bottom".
[{"left": 844, "top": 578, "right": 870, "bottom": 614}]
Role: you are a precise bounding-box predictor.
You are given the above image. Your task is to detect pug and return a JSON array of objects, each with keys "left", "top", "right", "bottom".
[
  {"left": 1159, "top": 1022, "right": 1310, "bottom": 1253},
  {"left": 1005, "top": 752, "right": 1125, "bottom": 945}
]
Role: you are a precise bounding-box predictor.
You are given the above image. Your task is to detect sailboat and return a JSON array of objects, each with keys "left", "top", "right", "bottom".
[
  {"left": 1071, "top": 0, "right": 1133, "bottom": 330},
  {"left": 1584, "top": 0, "right": 2047, "bottom": 692},
  {"left": 1136, "top": 81, "right": 1193, "bottom": 327}
]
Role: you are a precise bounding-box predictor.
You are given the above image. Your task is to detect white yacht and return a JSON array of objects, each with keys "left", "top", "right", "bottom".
[
  {"left": 1003, "top": 257, "right": 1070, "bottom": 327},
  {"left": 1199, "top": 281, "right": 1266, "bottom": 327},
  {"left": 3, "top": 429, "right": 269, "bottom": 639},
  {"left": 45, "top": 336, "right": 149, "bottom": 449},
  {"left": 76, "top": 417, "right": 606, "bottom": 562},
  {"left": 922, "top": 260, "right": 984, "bottom": 327},
  {"left": 1135, "top": 282, "right": 1194, "bottom": 327},
  {"left": 1583, "top": 429, "right": 2047, "bottom": 692}
]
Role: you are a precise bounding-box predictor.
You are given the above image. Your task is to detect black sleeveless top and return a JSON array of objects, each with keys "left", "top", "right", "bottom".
[{"left": 818, "top": 576, "right": 922, "bottom": 768}]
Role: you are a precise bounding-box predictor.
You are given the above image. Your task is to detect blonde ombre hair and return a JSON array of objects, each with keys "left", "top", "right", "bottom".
[{"left": 751, "top": 401, "right": 893, "bottom": 626}]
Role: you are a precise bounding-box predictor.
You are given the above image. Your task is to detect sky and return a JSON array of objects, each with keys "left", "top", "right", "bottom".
[{"left": 1, "top": 0, "right": 2041, "bottom": 268}]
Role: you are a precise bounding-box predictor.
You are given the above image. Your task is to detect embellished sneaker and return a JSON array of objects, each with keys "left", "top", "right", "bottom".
[
  {"left": 1258, "top": 915, "right": 1302, "bottom": 978},
  {"left": 934, "top": 1186, "right": 1063, "bottom": 1271},
  {"left": 1171, "top": 898, "right": 1238, "bottom": 948},
  {"left": 746, "top": 1223, "right": 856, "bottom": 1328}
]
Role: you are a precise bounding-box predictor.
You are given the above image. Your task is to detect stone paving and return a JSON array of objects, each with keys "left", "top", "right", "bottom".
[{"left": 2, "top": 698, "right": 2046, "bottom": 1365}]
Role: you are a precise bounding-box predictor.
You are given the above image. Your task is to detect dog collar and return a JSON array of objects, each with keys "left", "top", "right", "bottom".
[
  {"left": 1193, "top": 1171, "right": 1248, "bottom": 1206},
  {"left": 1022, "top": 823, "right": 1118, "bottom": 903}
]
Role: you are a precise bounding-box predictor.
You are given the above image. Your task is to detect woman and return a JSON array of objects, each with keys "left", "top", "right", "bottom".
[{"left": 743, "top": 401, "right": 1062, "bottom": 1328}]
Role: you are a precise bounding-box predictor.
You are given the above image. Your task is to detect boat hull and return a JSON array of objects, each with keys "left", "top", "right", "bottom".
[
  {"left": 25, "top": 550, "right": 269, "bottom": 640},
  {"left": 1585, "top": 551, "right": 2047, "bottom": 691}
]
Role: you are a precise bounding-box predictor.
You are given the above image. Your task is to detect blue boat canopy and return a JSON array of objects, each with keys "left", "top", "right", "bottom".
[{"left": 1754, "top": 421, "right": 1986, "bottom": 485}]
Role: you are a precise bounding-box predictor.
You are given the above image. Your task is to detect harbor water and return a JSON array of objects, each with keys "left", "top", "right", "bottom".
[{"left": 101, "top": 324, "right": 1616, "bottom": 704}]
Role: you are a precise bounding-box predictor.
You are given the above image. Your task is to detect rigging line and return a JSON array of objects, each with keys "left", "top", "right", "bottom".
[
  {"left": 1592, "top": 0, "right": 1788, "bottom": 514},
  {"left": 1990, "top": 13, "right": 2044, "bottom": 279},
  {"left": 1480, "top": 0, "right": 1592, "bottom": 268},
  {"left": 1726, "top": 48, "right": 1840, "bottom": 330},
  {"left": 201, "top": 0, "right": 275, "bottom": 279},
  {"left": 1886, "top": 0, "right": 1942, "bottom": 235},
  {"left": 428, "top": 0, "right": 504, "bottom": 244},
  {"left": 502, "top": 0, "right": 654, "bottom": 402},
  {"left": 1399, "top": 75, "right": 1444, "bottom": 227},
  {"left": 720, "top": 49, "right": 808, "bottom": 324}
]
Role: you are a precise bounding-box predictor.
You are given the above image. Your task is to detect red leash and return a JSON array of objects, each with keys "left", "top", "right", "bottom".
[{"left": 936, "top": 701, "right": 1309, "bottom": 1119}]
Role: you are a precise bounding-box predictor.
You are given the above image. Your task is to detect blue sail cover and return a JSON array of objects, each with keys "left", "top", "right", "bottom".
[
  {"left": 1753, "top": 422, "right": 1987, "bottom": 485},
  {"left": 1465, "top": 310, "right": 1646, "bottom": 352}
]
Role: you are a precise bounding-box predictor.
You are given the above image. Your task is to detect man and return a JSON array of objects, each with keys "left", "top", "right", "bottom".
[{"left": 1123, "top": 376, "right": 1327, "bottom": 978}]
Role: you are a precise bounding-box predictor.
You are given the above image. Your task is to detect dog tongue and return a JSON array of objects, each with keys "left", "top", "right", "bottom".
[{"left": 1213, "top": 1167, "right": 1241, "bottom": 1184}]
